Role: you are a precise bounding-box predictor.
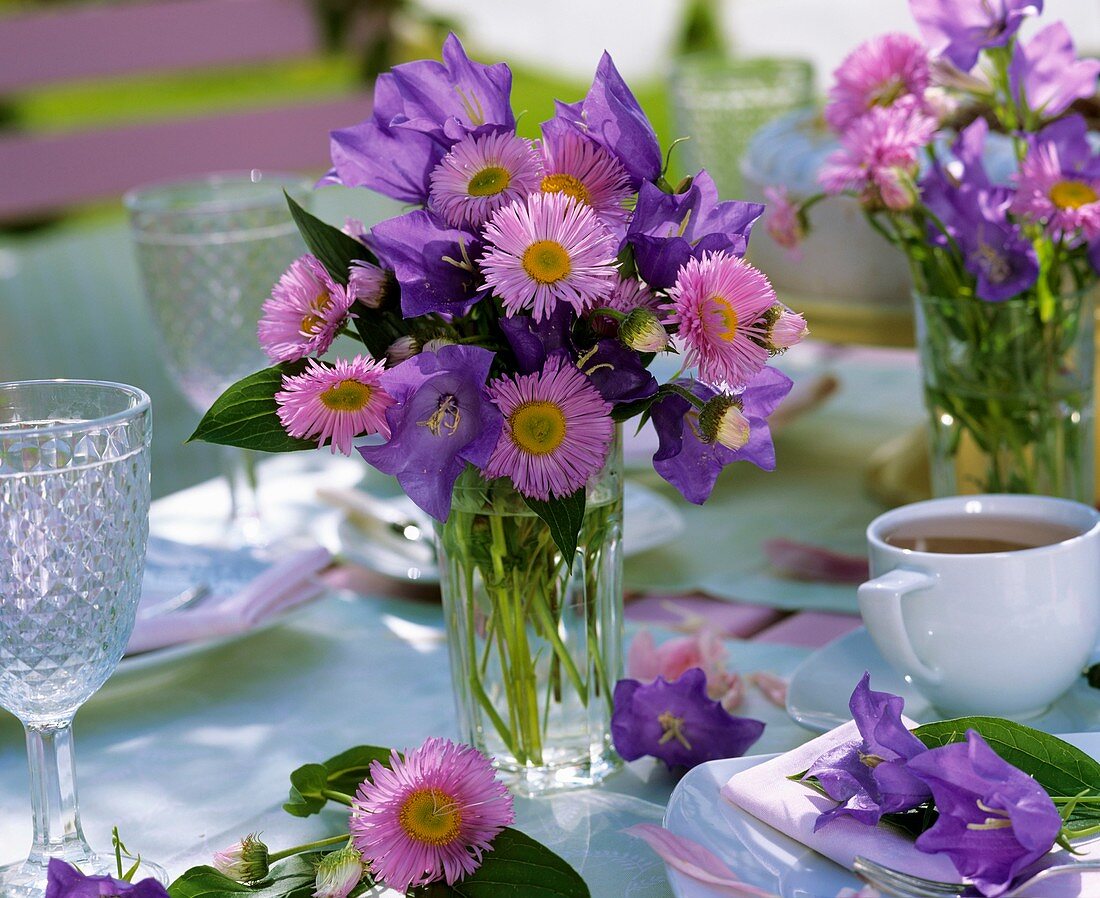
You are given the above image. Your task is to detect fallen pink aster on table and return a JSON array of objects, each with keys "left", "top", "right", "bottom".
[
  {"left": 627, "top": 627, "right": 745, "bottom": 711},
  {"left": 350, "top": 737, "right": 514, "bottom": 892},
  {"left": 665, "top": 251, "right": 775, "bottom": 388},
  {"left": 258, "top": 255, "right": 353, "bottom": 363},
  {"left": 480, "top": 190, "right": 618, "bottom": 320},
  {"left": 275, "top": 355, "right": 393, "bottom": 455},
  {"left": 483, "top": 355, "right": 613, "bottom": 500}
]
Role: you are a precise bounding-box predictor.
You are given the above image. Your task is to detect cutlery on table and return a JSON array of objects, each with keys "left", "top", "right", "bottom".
[{"left": 855, "top": 854, "right": 1100, "bottom": 898}]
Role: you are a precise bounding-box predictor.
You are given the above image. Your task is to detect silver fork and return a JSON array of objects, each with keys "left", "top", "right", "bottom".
[{"left": 854, "top": 855, "right": 1100, "bottom": 898}]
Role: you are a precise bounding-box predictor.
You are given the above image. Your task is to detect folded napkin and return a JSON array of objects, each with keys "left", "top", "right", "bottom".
[
  {"left": 127, "top": 545, "right": 332, "bottom": 655},
  {"left": 721, "top": 720, "right": 962, "bottom": 882}
]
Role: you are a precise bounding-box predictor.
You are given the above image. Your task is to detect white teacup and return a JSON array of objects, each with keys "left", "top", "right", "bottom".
[{"left": 858, "top": 494, "right": 1100, "bottom": 718}]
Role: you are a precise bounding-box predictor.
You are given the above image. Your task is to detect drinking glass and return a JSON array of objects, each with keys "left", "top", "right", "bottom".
[
  {"left": 0, "top": 380, "right": 158, "bottom": 895},
  {"left": 124, "top": 171, "right": 311, "bottom": 544}
]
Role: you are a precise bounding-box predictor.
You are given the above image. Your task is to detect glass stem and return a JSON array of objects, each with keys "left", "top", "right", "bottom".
[
  {"left": 25, "top": 718, "right": 94, "bottom": 865},
  {"left": 223, "top": 447, "right": 262, "bottom": 545}
]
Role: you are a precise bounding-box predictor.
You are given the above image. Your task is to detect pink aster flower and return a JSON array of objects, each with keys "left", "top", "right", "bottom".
[
  {"left": 480, "top": 191, "right": 619, "bottom": 321},
  {"left": 275, "top": 355, "right": 392, "bottom": 455},
  {"left": 483, "top": 356, "right": 613, "bottom": 500},
  {"left": 350, "top": 737, "right": 514, "bottom": 892},
  {"left": 819, "top": 105, "right": 937, "bottom": 211},
  {"left": 1012, "top": 139, "right": 1100, "bottom": 241},
  {"left": 604, "top": 276, "right": 663, "bottom": 315},
  {"left": 540, "top": 128, "right": 633, "bottom": 231},
  {"left": 824, "top": 33, "right": 933, "bottom": 132},
  {"left": 258, "top": 255, "right": 353, "bottom": 363},
  {"left": 763, "top": 185, "right": 805, "bottom": 255},
  {"left": 627, "top": 628, "right": 745, "bottom": 712},
  {"left": 348, "top": 260, "right": 388, "bottom": 309},
  {"left": 664, "top": 252, "right": 775, "bottom": 388},
  {"left": 428, "top": 130, "right": 542, "bottom": 229}
]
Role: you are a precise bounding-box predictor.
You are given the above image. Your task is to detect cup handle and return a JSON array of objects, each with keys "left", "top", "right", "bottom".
[{"left": 857, "top": 568, "right": 942, "bottom": 684}]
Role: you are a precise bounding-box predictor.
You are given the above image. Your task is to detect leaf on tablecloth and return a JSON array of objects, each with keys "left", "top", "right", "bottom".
[{"left": 420, "top": 828, "right": 590, "bottom": 897}]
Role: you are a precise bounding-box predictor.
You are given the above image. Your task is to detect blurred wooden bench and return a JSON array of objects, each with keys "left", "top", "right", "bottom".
[{"left": 0, "top": 0, "right": 376, "bottom": 221}]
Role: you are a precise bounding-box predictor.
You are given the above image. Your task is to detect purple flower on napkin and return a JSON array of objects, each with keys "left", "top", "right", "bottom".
[
  {"left": 806, "top": 672, "right": 931, "bottom": 830},
  {"left": 359, "top": 344, "right": 502, "bottom": 522},
  {"left": 909, "top": 0, "right": 1042, "bottom": 72},
  {"left": 907, "top": 730, "right": 1062, "bottom": 897},
  {"left": 649, "top": 368, "right": 791, "bottom": 505},
  {"left": 626, "top": 172, "right": 763, "bottom": 289},
  {"left": 45, "top": 860, "right": 169, "bottom": 898},
  {"left": 611, "top": 668, "right": 764, "bottom": 770}
]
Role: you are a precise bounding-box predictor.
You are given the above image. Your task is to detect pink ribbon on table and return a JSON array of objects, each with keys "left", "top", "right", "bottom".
[{"left": 126, "top": 547, "right": 332, "bottom": 655}]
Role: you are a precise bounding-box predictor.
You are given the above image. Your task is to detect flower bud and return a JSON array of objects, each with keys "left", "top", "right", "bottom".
[
  {"left": 422, "top": 336, "right": 457, "bottom": 353},
  {"left": 698, "top": 395, "right": 750, "bottom": 451},
  {"left": 619, "top": 308, "right": 669, "bottom": 353},
  {"left": 385, "top": 335, "right": 420, "bottom": 365},
  {"left": 213, "top": 834, "right": 269, "bottom": 884},
  {"left": 313, "top": 847, "right": 364, "bottom": 898},
  {"left": 764, "top": 305, "right": 809, "bottom": 353},
  {"left": 348, "top": 260, "right": 387, "bottom": 309}
]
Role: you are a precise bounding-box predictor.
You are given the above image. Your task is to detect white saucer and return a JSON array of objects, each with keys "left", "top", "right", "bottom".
[
  {"left": 318, "top": 480, "right": 686, "bottom": 584},
  {"left": 786, "top": 626, "right": 1100, "bottom": 734},
  {"left": 663, "top": 733, "right": 1100, "bottom": 898}
]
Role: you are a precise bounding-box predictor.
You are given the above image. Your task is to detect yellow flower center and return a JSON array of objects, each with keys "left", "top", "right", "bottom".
[
  {"left": 657, "top": 711, "right": 692, "bottom": 750},
  {"left": 1050, "top": 179, "right": 1098, "bottom": 210},
  {"left": 467, "top": 165, "right": 511, "bottom": 197},
  {"left": 540, "top": 173, "right": 592, "bottom": 206},
  {"left": 510, "top": 401, "right": 567, "bottom": 455},
  {"left": 300, "top": 292, "right": 333, "bottom": 337},
  {"left": 521, "top": 240, "right": 572, "bottom": 284},
  {"left": 319, "top": 379, "right": 374, "bottom": 412},
  {"left": 709, "top": 296, "right": 739, "bottom": 341},
  {"left": 398, "top": 787, "right": 463, "bottom": 846}
]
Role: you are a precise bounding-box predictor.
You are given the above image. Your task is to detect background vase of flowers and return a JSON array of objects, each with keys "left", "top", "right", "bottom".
[
  {"left": 766, "top": 0, "right": 1100, "bottom": 501},
  {"left": 193, "top": 34, "right": 806, "bottom": 795}
]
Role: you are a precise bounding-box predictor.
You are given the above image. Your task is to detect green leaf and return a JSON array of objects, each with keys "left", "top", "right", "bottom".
[
  {"left": 188, "top": 364, "right": 317, "bottom": 452},
  {"left": 283, "top": 745, "right": 393, "bottom": 817},
  {"left": 523, "top": 489, "right": 585, "bottom": 566},
  {"left": 285, "top": 192, "right": 375, "bottom": 286},
  {"left": 610, "top": 394, "right": 656, "bottom": 423},
  {"left": 913, "top": 718, "right": 1100, "bottom": 834},
  {"left": 170, "top": 854, "right": 341, "bottom": 898},
  {"left": 417, "top": 828, "right": 590, "bottom": 898}
]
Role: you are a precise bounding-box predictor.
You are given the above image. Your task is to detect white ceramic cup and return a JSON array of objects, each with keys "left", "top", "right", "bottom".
[{"left": 858, "top": 494, "right": 1100, "bottom": 718}]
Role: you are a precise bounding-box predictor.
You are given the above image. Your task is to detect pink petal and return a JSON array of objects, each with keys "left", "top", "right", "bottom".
[
  {"left": 718, "top": 673, "right": 746, "bottom": 712},
  {"left": 763, "top": 539, "right": 869, "bottom": 583},
  {"left": 656, "top": 634, "right": 706, "bottom": 681},
  {"left": 625, "top": 825, "right": 779, "bottom": 897},
  {"left": 749, "top": 671, "right": 788, "bottom": 708},
  {"left": 626, "top": 629, "right": 661, "bottom": 681}
]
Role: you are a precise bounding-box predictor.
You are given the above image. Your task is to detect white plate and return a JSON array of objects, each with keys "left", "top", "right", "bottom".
[
  {"left": 318, "top": 480, "right": 686, "bottom": 584},
  {"left": 663, "top": 733, "right": 1100, "bottom": 898},
  {"left": 786, "top": 627, "right": 1100, "bottom": 734}
]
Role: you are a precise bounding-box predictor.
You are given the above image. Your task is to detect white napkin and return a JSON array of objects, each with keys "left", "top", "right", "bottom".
[{"left": 127, "top": 546, "right": 331, "bottom": 655}]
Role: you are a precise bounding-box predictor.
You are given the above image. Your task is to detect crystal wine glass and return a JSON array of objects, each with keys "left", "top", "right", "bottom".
[
  {"left": 0, "top": 380, "right": 161, "bottom": 895},
  {"left": 124, "top": 171, "right": 311, "bottom": 545}
]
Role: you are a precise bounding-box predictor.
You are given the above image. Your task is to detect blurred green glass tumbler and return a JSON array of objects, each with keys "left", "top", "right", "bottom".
[{"left": 0, "top": 381, "right": 159, "bottom": 895}]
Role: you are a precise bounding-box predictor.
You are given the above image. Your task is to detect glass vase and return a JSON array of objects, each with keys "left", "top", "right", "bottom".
[
  {"left": 435, "top": 442, "right": 623, "bottom": 796},
  {"left": 914, "top": 288, "right": 1096, "bottom": 501}
]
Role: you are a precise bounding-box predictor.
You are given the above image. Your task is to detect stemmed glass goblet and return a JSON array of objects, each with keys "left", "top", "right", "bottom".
[
  {"left": 0, "top": 380, "right": 161, "bottom": 895},
  {"left": 124, "top": 171, "right": 311, "bottom": 545}
]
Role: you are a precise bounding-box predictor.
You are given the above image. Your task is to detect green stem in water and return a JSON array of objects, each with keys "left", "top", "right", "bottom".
[{"left": 268, "top": 834, "right": 350, "bottom": 863}]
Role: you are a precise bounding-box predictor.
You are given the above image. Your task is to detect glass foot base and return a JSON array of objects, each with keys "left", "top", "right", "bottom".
[
  {"left": 498, "top": 751, "right": 622, "bottom": 798},
  {"left": 0, "top": 853, "right": 169, "bottom": 898}
]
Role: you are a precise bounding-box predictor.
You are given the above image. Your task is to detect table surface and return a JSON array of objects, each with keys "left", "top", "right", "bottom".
[{"left": 0, "top": 343, "right": 926, "bottom": 896}]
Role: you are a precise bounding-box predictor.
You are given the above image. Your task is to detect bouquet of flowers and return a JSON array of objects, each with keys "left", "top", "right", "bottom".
[
  {"left": 767, "top": 0, "right": 1100, "bottom": 500},
  {"left": 194, "top": 34, "right": 805, "bottom": 789}
]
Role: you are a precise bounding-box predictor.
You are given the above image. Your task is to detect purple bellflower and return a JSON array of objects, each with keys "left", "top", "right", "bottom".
[
  {"left": 359, "top": 344, "right": 502, "bottom": 521},
  {"left": 909, "top": 0, "right": 1042, "bottom": 72},
  {"left": 806, "top": 672, "right": 932, "bottom": 830},
  {"left": 907, "top": 731, "right": 1062, "bottom": 897},
  {"left": 626, "top": 171, "right": 764, "bottom": 289},
  {"left": 649, "top": 367, "right": 791, "bottom": 505},
  {"left": 45, "top": 860, "right": 169, "bottom": 898},
  {"left": 368, "top": 210, "right": 487, "bottom": 318},
  {"left": 1009, "top": 22, "right": 1100, "bottom": 121},
  {"left": 325, "top": 34, "right": 514, "bottom": 203},
  {"left": 611, "top": 668, "right": 764, "bottom": 770}
]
